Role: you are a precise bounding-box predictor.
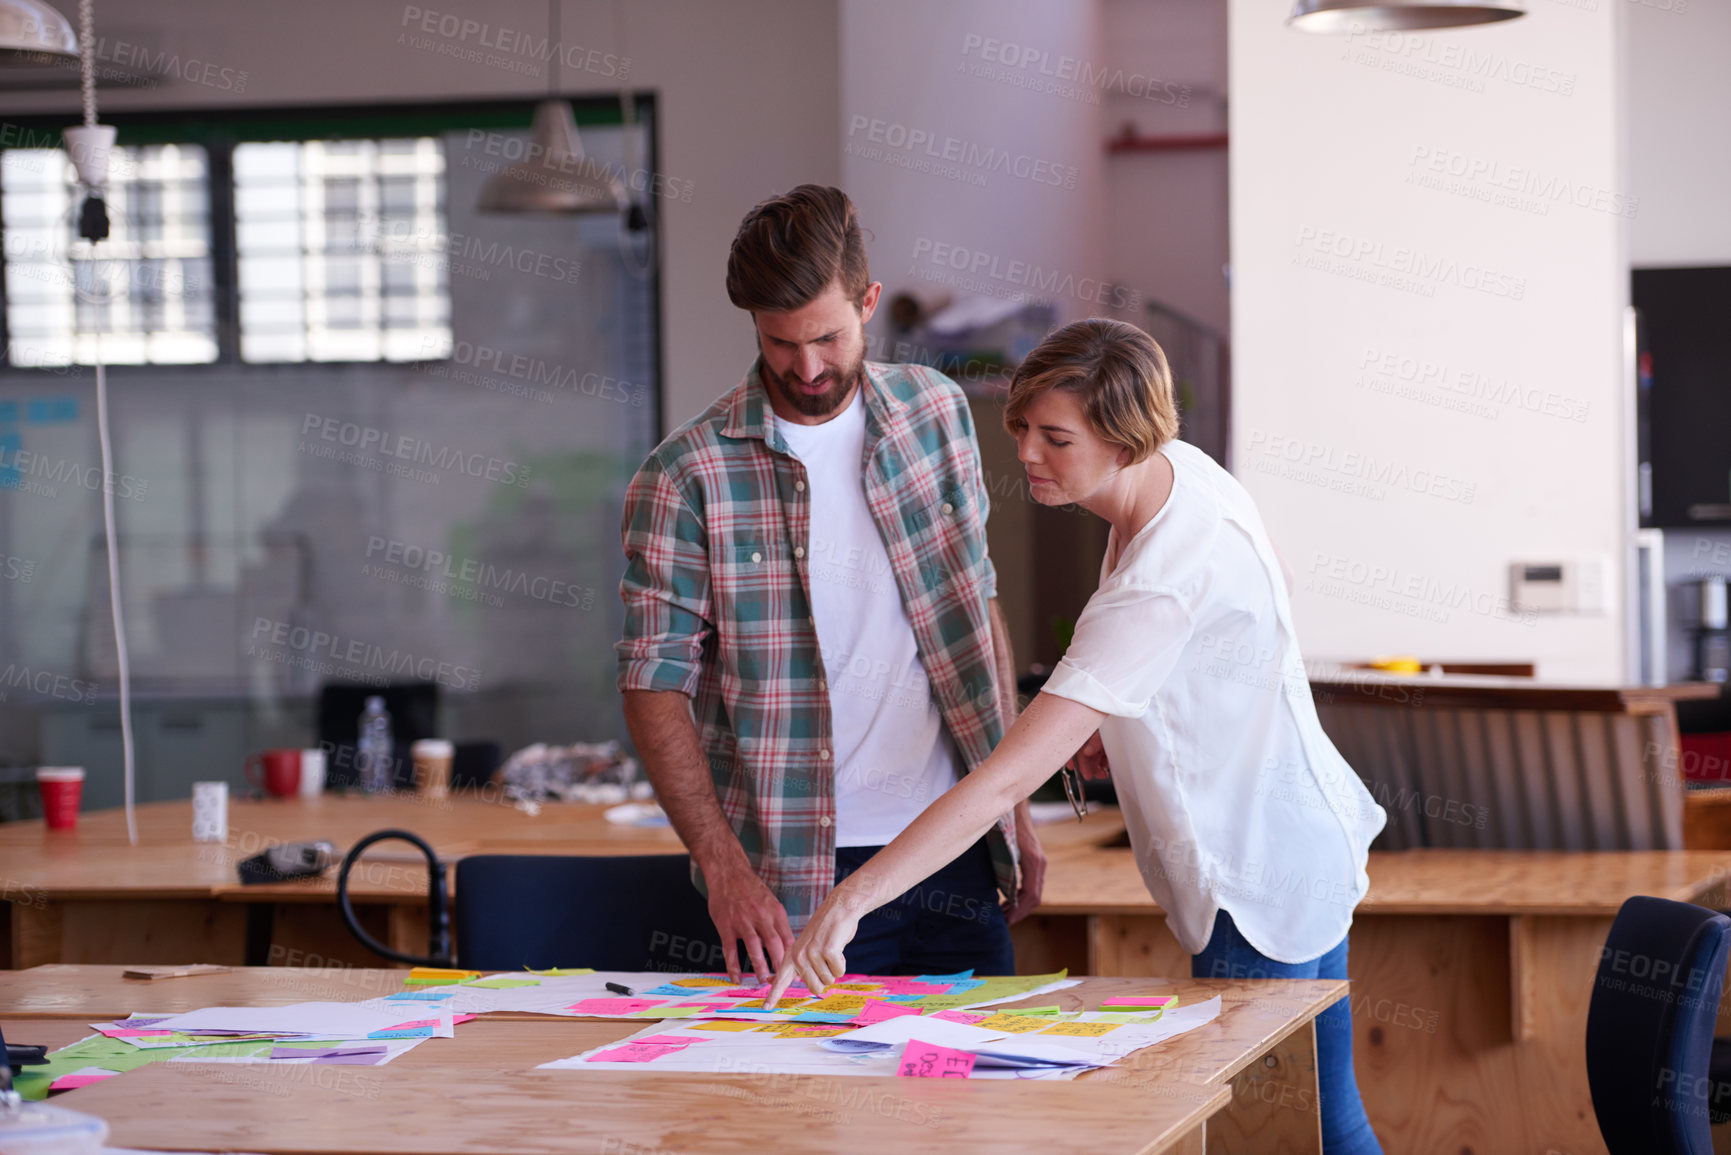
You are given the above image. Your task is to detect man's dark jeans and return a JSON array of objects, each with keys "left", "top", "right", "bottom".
[{"left": 831, "top": 837, "right": 1016, "bottom": 976}]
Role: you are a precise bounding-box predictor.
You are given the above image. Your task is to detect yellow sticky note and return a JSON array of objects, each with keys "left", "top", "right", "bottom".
[
  {"left": 782, "top": 1027, "right": 848, "bottom": 1038},
  {"left": 971, "top": 1013, "right": 1051, "bottom": 1035},
  {"left": 1038, "top": 1021, "right": 1121, "bottom": 1037},
  {"left": 671, "top": 977, "right": 734, "bottom": 988},
  {"left": 828, "top": 983, "right": 882, "bottom": 991},
  {"left": 527, "top": 967, "right": 595, "bottom": 977},
  {"left": 732, "top": 998, "right": 812, "bottom": 1011},
  {"left": 407, "top": 967, "right": 479, "bottom": 984},
  {"left": 798, "top": 994, "right": 869, "bottom": 1013},
  {"left": 689, "top": 1020, "right": 758, "bottom": 1032}
]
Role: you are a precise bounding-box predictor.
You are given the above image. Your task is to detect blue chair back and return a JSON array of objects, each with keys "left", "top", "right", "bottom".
[
  {"left": 453, "top": 853, "right": 727, "bottom": 973},
  {"left": 1587, "top": 895, "right": 1731, "bottom": 1153}
]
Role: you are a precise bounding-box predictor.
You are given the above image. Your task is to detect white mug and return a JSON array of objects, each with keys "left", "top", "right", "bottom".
[{"left": 299, "top": 748, "right": 327, "bottom": 798}]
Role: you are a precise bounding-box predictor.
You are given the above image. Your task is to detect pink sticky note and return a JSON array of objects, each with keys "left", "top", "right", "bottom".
[
  {"left": 671, "top": 1002, "right": 735, "bottom": 1011},
  {"left": 453, "top": 1014, "right": 478, "bottom": 1025},
  {"left": 851, "top": 999, "right": 924, "bottom": 1026},
  {"left": 380, "top": 1017, "right": 440, "bottom": 1032},
  {"left": 874, "top": 981, "right": 949, "bottom": 996},
  {"left": 96, "top": 1027, "right": 173, "bottom": 1039},
  {"left": 897, "top": 1039, "right": 976, "bottom": 1079},
  {"left": 586, "top": 1042, "right": 690, "bottom": 1063},
  {"left": 49, "top": 1069, "right": 119, "bottom": 1091},
  {"left": 1101, "top": 996, "right": 1178, "bottom": 1009},
  {"left": 569, "top": 998, "right": 667, "bottom": 1016},
  {"left": 930, "top": 1010, "right": 989, "bottom": 1025},
  {"left": 632, "top": 1035, "right": 698, "bottom": 1046}
]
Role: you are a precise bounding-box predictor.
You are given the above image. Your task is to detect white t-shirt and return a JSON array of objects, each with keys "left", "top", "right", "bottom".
[
  {"left": 776, "top": 390, "right": 960, "bottom": 847},
  {"left": 1041, "top": 439, "right": 1388, "bottom": 963}
]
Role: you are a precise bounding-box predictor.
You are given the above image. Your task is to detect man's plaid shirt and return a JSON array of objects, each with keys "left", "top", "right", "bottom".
[{"left": 617, "top": 357, "right": 1019, "bottom": 929}]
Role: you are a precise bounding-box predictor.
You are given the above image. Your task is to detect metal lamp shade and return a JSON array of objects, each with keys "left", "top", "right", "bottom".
[
  {"left": 0, "top": 0, "right": 77, "bottom": 64},
  {"left": 1288, "top": 0, "right": 1525, "bottom": 32},
  {"left": 477, "top": 99, "right": 625, "bottom": 215}
]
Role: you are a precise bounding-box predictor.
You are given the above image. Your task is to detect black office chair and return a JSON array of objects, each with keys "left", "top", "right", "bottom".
[
  {"left": 335, "top": 831, "right": 730, "bottom": 973},
  {"left": 1587, "top": 895, "right": 1731, "bottom": 1153}
]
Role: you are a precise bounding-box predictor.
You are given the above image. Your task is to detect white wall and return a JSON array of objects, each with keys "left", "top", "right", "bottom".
[
  {"left": 840, "top": 0, "right": 1109, "bottom": 339},
  {"left": 1627, "top": 0, "right": 1731, "bottom": 266},
  {"left": 1229, "top": 0, "right": 1631, "bottom": 678},
  {"left": 1, "top": 0, "right": 841, "bottom": 434}
]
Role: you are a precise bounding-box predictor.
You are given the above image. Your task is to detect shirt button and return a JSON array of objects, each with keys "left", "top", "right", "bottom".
[
  {"left": 818, "top": 816, "right": 833, "bottom": 828},
  {"left": 794, "top": 480, "right": 806, "bottom": 492},
  {"left": 750, "top": 551, "right": 762, "bottom": 563},
  {"left": 794, "top": 546, "right": 805, "bottom": 558},
  {"left": 941, "top": 502, "right": 954, "bottom": 514},
  {"left": 819, "top": 749, "right": 831, "bottom": 760}
]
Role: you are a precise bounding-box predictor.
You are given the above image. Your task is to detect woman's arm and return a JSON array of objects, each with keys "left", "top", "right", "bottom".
[{"left": 765, "top": 691, "right": 1106, "bottom": 1000}]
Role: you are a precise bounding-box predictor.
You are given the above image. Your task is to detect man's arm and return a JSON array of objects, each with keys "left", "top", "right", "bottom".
[
  {"left": 623, "top": 689, "right": 793, "bottom": 984},
  {"left": 987, "top": 598, "right": 1046, "bottom": 925}
]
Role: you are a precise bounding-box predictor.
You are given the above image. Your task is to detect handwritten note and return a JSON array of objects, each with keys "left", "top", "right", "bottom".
[
  {"left": 897, "top": 1039, "right": 976, "bottom": 1079},
  {"left": 1037, "top": 1021, "right": 1121, "bottom": 1037},
  {"left": 567, "top": 998, "right": 667, "bottom": 1016},
  {"left": 851, "top": 999, "right": 924, "bottom": 1026},
  {"left": 586, "top": 1042, "right": 691, "bottom": 1063},
  {"left": 930, "top": 1010, "right": 990, "bottom": 1025},
  {"left": 970, "top": 1013, "right": 1052, "bottom": 1035}
]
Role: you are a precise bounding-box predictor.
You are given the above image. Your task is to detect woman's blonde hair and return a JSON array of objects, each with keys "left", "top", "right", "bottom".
[{"left": 1003, "top": 318, "right": 1178, "bottom": 463}]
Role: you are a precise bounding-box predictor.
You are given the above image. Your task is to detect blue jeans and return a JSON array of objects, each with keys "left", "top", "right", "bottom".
[
  {"left": 1192, "top": 910, "right": 1383, "bottom": 1155},
  {"left": 833, "top": 839, "right": 1017, "bottom": 976}
]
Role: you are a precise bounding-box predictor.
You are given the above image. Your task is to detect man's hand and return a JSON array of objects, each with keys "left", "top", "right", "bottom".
[
  {"left": 1003, "top": 814, "right": 1046, "bottom": 925},
  {"left": 705, "top": 864, "right": 795, "bottom": 985},
  {"left": 1070, "top": 730, "right": 1110, "bottom": 780}
]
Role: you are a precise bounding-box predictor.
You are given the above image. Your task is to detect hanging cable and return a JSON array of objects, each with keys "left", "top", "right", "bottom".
[{"left": 71, "top": 0, "right": 135, "bottom": 845}]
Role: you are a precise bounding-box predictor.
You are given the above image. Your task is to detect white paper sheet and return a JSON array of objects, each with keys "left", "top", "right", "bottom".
[{"left": 144, "top": 1003, "right": 432, "bottom": 1038}]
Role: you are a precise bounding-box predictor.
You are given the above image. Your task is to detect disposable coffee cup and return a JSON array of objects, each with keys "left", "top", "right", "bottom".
[
  {"left": 299, "top": 747, "right": 327, "bottom": 798},
  {"left": 412, "top": 739, "right": 454, "bottom": 800},
  {"left": 192, "top": 780, "right": 229, "bottom": 843},
  {"left": 36, "top": 767, "right": 84, "bottom": 830}
]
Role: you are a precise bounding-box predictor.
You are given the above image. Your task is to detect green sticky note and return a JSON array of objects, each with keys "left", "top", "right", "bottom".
[
  {"left": 463, "top": 976, "right": 542, "bottom": 989},
  {"left": 1001, "top": 1005, "right": 1063, "bottom": 1016},
  {"left": 526, "top": 967, "right": 596, "bottom": 976}
]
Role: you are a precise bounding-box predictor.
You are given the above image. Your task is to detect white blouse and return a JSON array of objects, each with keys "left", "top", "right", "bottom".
[{"left": 1041, "top": 439, "right": 1387, "bottom": 963}]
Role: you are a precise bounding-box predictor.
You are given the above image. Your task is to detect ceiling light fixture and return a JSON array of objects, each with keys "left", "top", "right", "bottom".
[
  {"left": 1287, "top": 0, "right": 1525, "bottom": 32},
  {"left": 477, "top": 0, "right": 624, "bottom": 214},
  {"left": 0, "top": 0, "right": 77, "bottom": 63}
]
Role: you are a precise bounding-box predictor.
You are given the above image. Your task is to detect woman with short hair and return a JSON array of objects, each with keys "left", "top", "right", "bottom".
[{"left": 768, "top": 317, "right": 1387, "bottom": 1154}]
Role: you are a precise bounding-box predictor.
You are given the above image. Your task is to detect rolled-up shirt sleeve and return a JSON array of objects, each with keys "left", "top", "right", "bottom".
[
  {"left": 616, "top": 452, "right": 713, "bottom": 696},
  {"left": 1041, "top": 583, "right": 1192, "bottom": 717}
]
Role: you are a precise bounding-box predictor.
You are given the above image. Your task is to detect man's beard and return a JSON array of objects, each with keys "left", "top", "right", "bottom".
[{"left": 761, "top": 346, "right": 866, "bottom": 418}]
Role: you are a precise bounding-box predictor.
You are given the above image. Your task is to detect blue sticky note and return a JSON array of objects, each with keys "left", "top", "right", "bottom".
[
  {"left": 942, "top": 979, "right": 987, "bottom": 995},
  {"left": 385, "top": 991, "right": 454, "bottom": 1001},
  {"left": 790, "top": 1012, "right": 856, "bottom": 1024},
  {"left": 916, "top": 970, "right": 975, "bottom": 982},
  {"left": 367, "top": 1027, "right": 435, "bottom": 1039},
  {"left": 876, "top": 994, "right": 924, "bottom": 1003},
  {"left": 640, "top": 984, "right": 696, "bottom": 997}
]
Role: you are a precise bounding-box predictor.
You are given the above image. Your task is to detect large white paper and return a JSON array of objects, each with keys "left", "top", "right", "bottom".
[
  {"left": 822, "top": 1015, "right": 1010, "bottom": 1049},
  {"left": 144, "top": 1003, "right": 425, "bottom": 1038}
]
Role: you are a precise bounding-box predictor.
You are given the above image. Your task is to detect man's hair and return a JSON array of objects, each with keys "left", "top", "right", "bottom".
[
  {"left": 1003, "top": 319, "right": 1179, "bottom": 463},
  {"left": 726, "top": 184, "right": 870, "bottom": 313}
]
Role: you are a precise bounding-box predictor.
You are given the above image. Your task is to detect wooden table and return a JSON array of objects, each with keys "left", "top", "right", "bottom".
[
  {"left": 1009, "top": 808, "right": 1731, "bottom": 1155},
  {"left": 0, "top": 792, "right": 687, "bottom": 969},
  {"left": 0, "top": 970, "right": 1349, "bottom": 1154}
]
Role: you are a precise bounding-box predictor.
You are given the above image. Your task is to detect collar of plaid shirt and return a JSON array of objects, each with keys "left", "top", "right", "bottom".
[{"left": 618, "top": 356, "right": 1021, "bottom": 929}]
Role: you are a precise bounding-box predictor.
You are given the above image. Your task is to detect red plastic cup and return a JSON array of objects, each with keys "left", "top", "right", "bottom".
[{"left": 36, "top": 767, "right": 85, "bottom": 830}]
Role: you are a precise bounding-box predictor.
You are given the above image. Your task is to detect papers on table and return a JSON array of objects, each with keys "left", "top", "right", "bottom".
[
  {"left": 541, "top": 995, "right": 1223, "bottom": 1081},
  {"left": 144, "top": 1003, "right": 433, "bottom": 1038},
  {"left": 387, "top": 970, "right": 1080, "bottom": 1022}
]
